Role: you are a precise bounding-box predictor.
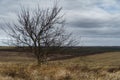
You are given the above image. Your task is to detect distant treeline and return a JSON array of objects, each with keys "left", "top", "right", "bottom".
[{"left": 0, "top": 46, "right": 120, "bottom": 56}]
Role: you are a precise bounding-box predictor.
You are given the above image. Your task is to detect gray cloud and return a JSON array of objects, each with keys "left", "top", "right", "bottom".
[{"left": 0, "top": 0, "right": 120, "bottom": 46}]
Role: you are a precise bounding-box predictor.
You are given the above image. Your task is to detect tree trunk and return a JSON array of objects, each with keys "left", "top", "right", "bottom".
[{"left": 37, "top": 57, "right": 41, "bottom": 65}]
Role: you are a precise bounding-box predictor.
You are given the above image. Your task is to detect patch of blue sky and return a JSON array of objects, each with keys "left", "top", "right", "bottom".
[{"left": 96, "top": 2, "right": 120, "bottom": 13}]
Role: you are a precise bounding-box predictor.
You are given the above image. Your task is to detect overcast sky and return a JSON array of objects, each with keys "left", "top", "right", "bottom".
[{"left": 0, "top": 0, "right": 120, "bottom": 46}]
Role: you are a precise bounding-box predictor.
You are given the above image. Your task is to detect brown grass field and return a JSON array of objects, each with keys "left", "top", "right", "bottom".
[{"left": 0, "top": 47, "right": 120, "bottom": 80}]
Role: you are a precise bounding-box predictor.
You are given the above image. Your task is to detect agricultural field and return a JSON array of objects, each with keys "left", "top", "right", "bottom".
[{"left": 0, "top": 47, "right": 120, "bottom": 80}]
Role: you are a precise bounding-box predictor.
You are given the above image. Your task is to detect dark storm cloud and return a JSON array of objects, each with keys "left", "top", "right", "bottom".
[{"left": 69, "top": 18, "right": 105, "bottom": 28}]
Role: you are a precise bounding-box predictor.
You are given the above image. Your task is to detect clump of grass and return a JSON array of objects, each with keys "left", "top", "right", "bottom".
[
  {"left": 0, "top": 64, "right": 30, "bottom": 80},
  {"left": 0, "top": 63, "right": 72, "bottom": 80}
]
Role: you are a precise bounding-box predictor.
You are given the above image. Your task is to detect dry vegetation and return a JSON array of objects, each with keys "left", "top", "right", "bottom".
[{"left": 0, "top": 50, "right": 120, "bottom": 80}]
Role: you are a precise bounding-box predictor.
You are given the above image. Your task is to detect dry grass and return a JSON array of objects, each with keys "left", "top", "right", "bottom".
[{"left": 0, "top": 51, "right": 120, "bottom": 79}]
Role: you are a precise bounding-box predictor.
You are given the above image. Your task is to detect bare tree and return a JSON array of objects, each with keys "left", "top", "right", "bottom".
[{"left": 3, "top": 3, "right": 76, "bottom": 64}]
